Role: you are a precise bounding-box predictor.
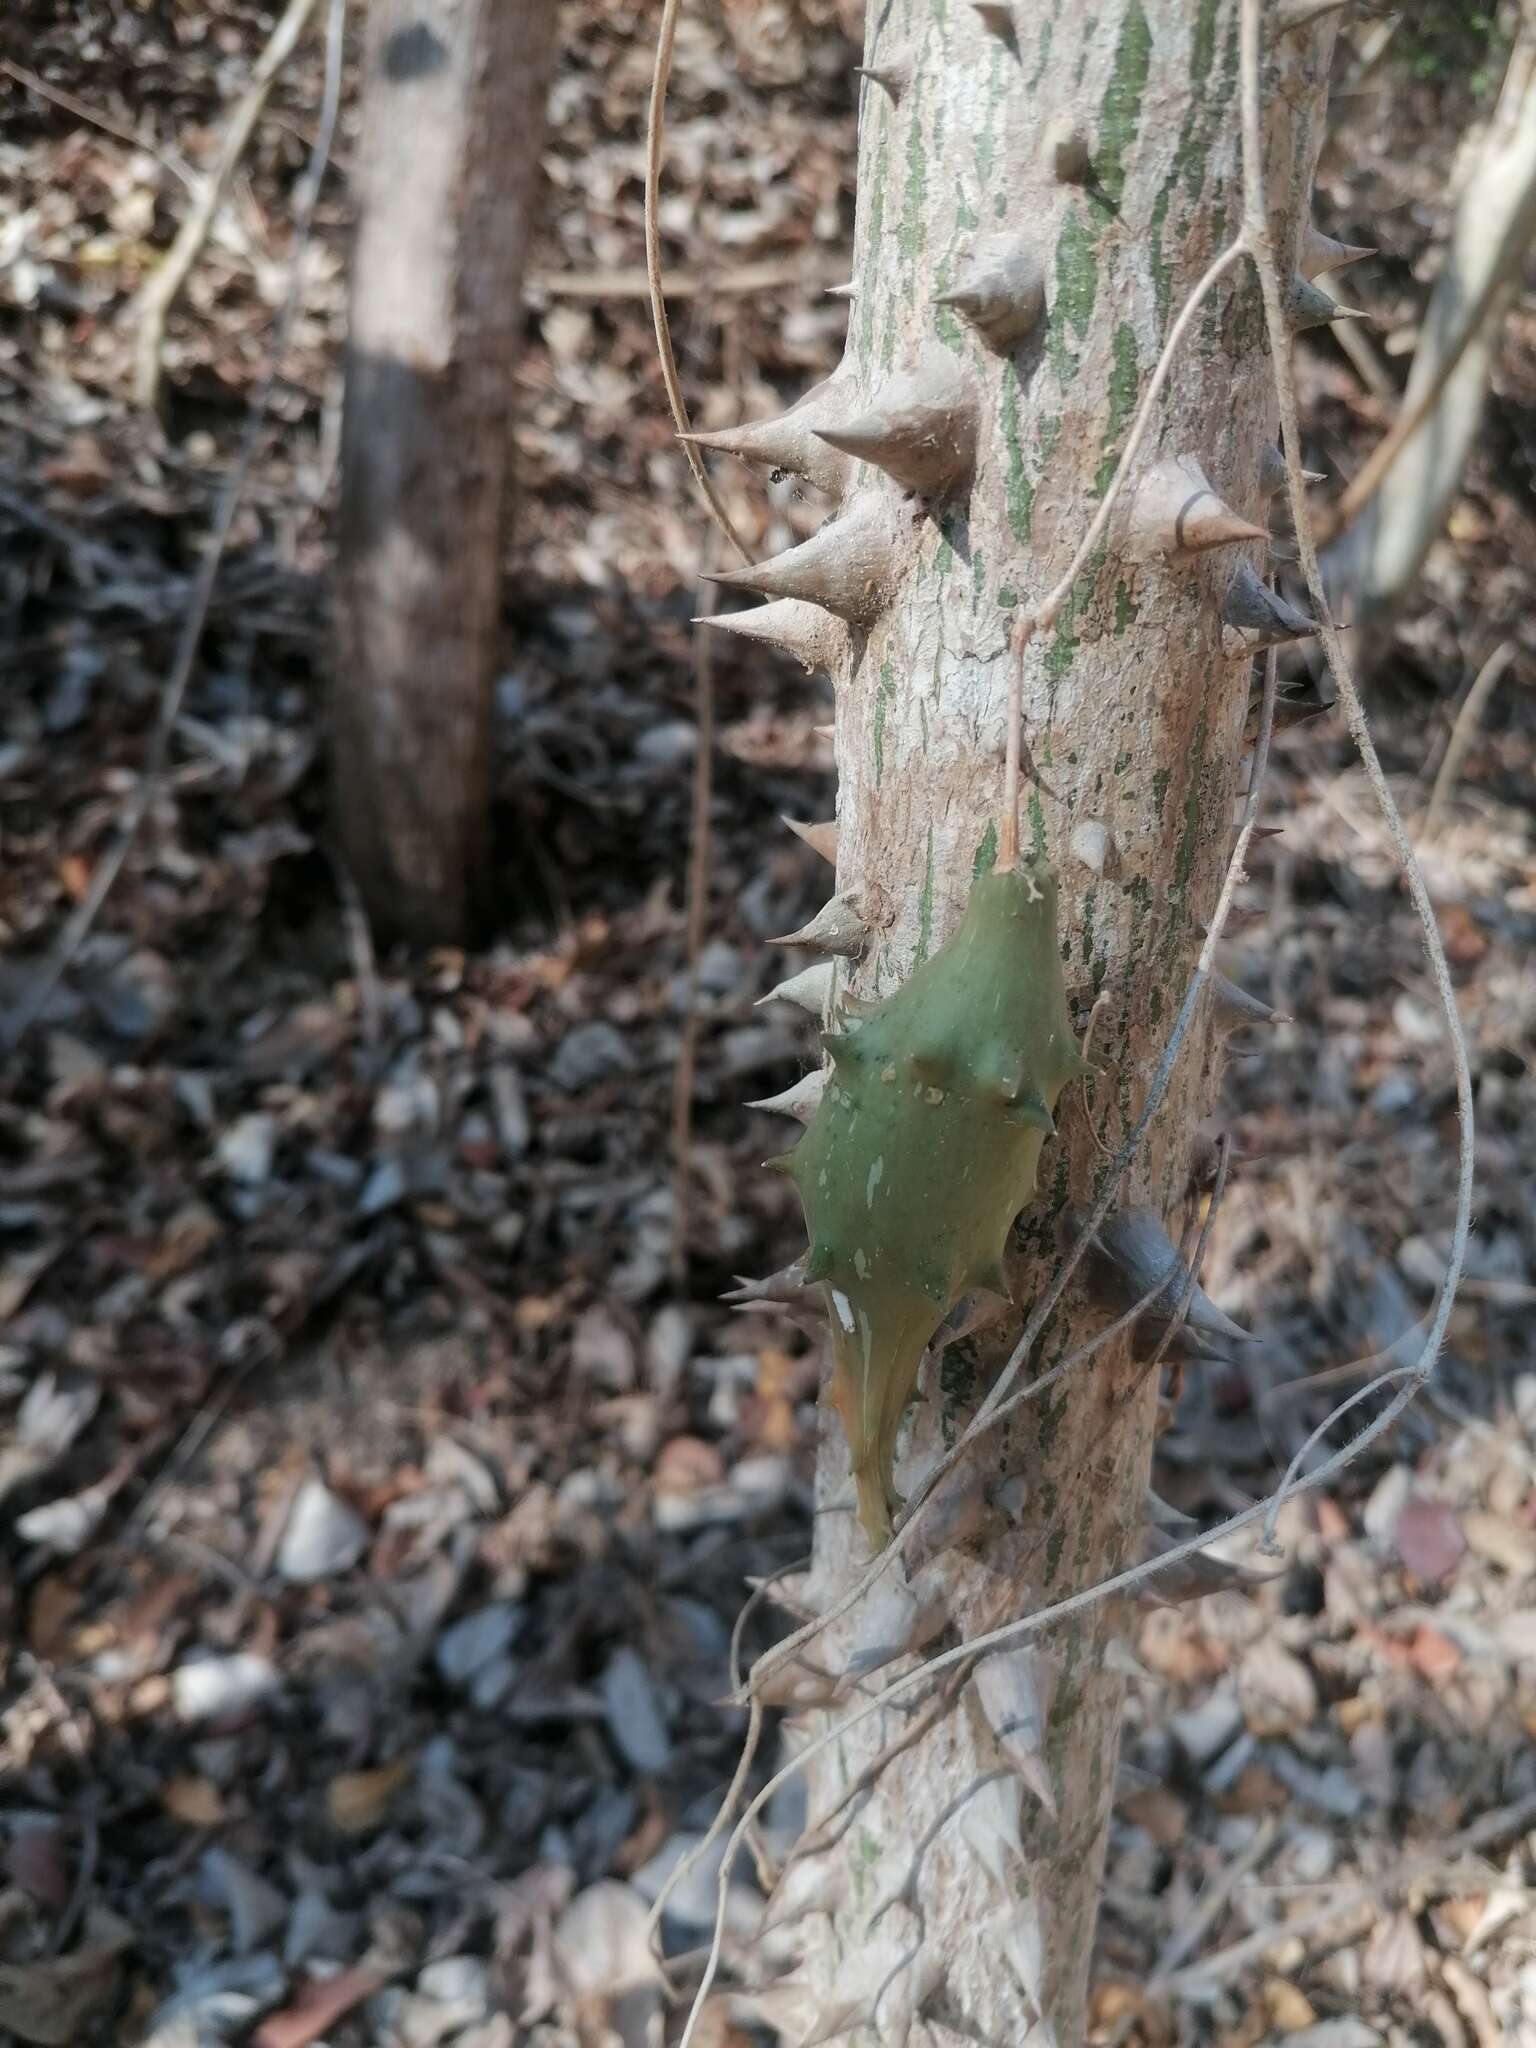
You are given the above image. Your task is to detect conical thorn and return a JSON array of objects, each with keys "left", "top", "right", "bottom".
[
  {"left": 935, "top": 232, "right": 1045, "bottom": 351},
  {"left": 746, "top": 1069, "right": 829, "bottom": 1123},
  {"left": 971, "top": 2, "right": 1018, "bottom": 47},
  {"left": 856, "top": 52, "right": 912, "bottom": 99},
  {"left": 1301, "top": 223, "right": 1376, "bottom": 280},
  {"left": 767, "top": 893, "right": 870, "bottom": 959},
  {"left": 696, "top": 598, "right": 846, "bottom": 675},
  {"left": 815, "top": 352, "right": 978, "bottom": 498},
  {"left": 826, "top": 280, "right": 858, "bottom": 301},
  {"left": 681, "top": 377, "right": 853, "bottom": 496},
  {"left": 1040, "top": 115, "right": 1091, "bottom": 183},
  {"left": 1285, "top": 275, "right": 1373, "bottom": 331},
  {"left": 1211, "top": 972, "right": 1288, "bottom": 1029},
  {"left": 756, "top": 960, "right": 835, "bottom": 1016},
  {"left": 1123, "top": 455, "right": 1268, "bottom": 562},
  {"left": 1221, "top": 562, "right": 1318, "bottom": 648},
  {"left": 706, "top": 499, "right": 899, "bottom": 624},
  {"left": 1259, "top": 441, "right": 1327, "bottom": 496},
  {"left": 783, "top": 816, "right": 839, "bottom": 865}
]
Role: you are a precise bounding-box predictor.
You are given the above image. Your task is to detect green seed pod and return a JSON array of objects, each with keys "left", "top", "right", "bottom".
[{"left": 780, "top": 856, "right": 1089, "bottom": 1548}]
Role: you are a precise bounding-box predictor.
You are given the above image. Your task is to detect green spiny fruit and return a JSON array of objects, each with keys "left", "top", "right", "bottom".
[{"left": 781, "top": 855, "right": 1089, "bottom": 1548}]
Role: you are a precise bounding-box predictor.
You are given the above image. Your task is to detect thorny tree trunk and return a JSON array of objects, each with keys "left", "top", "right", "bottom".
[
  {"left": 332, "top": 0, "right": 555, "bottom": 945},
  {"left": 712, "top": 5, "right": 1336, "bottom": 2041}
]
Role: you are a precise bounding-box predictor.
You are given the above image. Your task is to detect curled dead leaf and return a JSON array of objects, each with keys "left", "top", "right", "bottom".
[
  {"left": 161, "top": 1775, "right": 227, "bottom": 1827},
  {"left": 326, "top": 1756, "right": 412, "bottom": 1835}
]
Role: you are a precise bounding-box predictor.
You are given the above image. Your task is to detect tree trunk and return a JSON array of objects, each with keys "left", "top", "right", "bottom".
[
  {"left": 1326, "top": 26, "right": 1536, "bottom": 641},
  {"left": 714, "top": 4, "right": 1334, "bottom": 2040},
  {"left": 332, "top": 0, "right": 555, "bottom": 945}
]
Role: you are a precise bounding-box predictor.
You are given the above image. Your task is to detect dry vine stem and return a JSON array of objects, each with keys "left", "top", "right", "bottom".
[
  {"left": 0, "top": 0, "right": 348, "bottom": 1055},
  {"left": 655, "top": 2, "right": 1476, "bottom": 2039}
]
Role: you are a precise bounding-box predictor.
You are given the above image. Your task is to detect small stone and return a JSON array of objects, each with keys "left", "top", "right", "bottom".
[
  {"left": 358, "top": 1155, "right": 408, "bottom": 1215},
  {"left": 1368, "top": 1070, "right": 1416, "bottom": 1115},
  {"left": 414, "top": 1955, "right": 491, "bottom": 2024},
  {"left": 599, "top": 1647, "right": 672, "bottom": 1773},
  {"left": 631, "top": 1832, "right": 728, "bottom": 1931},
  {"left": 1362, "top": 1464, "right": 1414, "bottom": 1548},
  {"left": 436, "top": 1604, "right": 525, "bottom": 1689},
  {"left": 216, "top": 1113, "right": 277, "bottom": 1187},
  {"left": 1462, "top": 1510, "right": 1536, "bottom": 1578},
  {"left": 85, "top": 946, "right": 177, "bottom": 1040},
  {"left": 553, "top": 1881, "right": 661, "bottom": 1997},
  {"left": 488, "top": 1064, "right": 531, "bottom": 1161},
  {"left": 572, "top": 1306, "right": 636, "bottom": 1391},
  {"left": 200, "top": 1846, "right": 289, "bottom": 1953},
  {"left": 548, "top": 1021, "right": 636, "bottom": 1092},
  {"left": 1170, "top": 1686, "right": 1245, "bottom": 1766},
  {"left": 1395, "top": 1494, "right": 1466, "bottom": 1583},
  {"left": 275, "top": 1477, "right": 370, "bottom": 1583},
  {"left": 1236, "top": 1640, "right": 1318, "bottom": 1737},
  {"left": 635, "top": 720, "right": 697, "bottom": 768},
  {"left": 645, "top": 1305, "right": 692, "bottom": 1397},
  {"left": 173, "top": 1653, "right": 281, "bottom": 1725}
]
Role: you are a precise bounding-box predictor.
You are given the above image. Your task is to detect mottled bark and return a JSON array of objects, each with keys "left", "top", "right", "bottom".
[
  {"left": 332, "top": 0, "right": 556, "bottom": 945},
  {"left": 728, "top": 5, "right": 1336, "bottom": 2042}
]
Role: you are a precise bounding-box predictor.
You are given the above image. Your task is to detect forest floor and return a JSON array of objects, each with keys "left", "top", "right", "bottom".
[{"left": 2, "top": 4, "right": 1536, "bottom": 2045}]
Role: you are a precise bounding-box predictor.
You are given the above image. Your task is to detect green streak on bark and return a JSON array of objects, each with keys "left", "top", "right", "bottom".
[
  {"left": 1173, "top": 715, "right": 1208, "bottom": 893},
  {"left": 1029, "top": 787, "right": 1047, "bottom": 856},
  {"left": 1093, "top": 320, "right": 1141, "bottom": 497},
  {"left": 1074, "top": 14, "right": 1097, "bottom": 87},
  {"left": 900, "top": 73, "right": 928, "bottom": 266},
  {"left": 972, "top": 818, "right": 998, "bottom": 878},
  {"left": 1080, "top": 884, "right": 1096, "bottom": 964},
  {"left": 1113, "top": 579, "right": 1138, "bottom": 636},
  {"left": 1000, "top": 362, "right": 1031, "bottom": 540},
  {"left": 1026, "top": 14, "right": 1053, "bottom": 91},
  {"left": 917, "top": 824, "right": 935, "bottom": 964},
  {"left": 1150, "top": 0, "right": 1222, "bottom": 324},
  {"left": 1152, "top": 766, "right": 1171, "bottom": 824},
  {"left": 1047, "top": 208, "right": 1098, "bottom": 381},
  {"left": 860, "top": 116, "right": 891, "bottom": 363},
  {"left": 1095, "top": 0, "right": 1151, "bottom": 205},
  {"left": 873, "top": 653, "right": 895, "bottom": 787}
]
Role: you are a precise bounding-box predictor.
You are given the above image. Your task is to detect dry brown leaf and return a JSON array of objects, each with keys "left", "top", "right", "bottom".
[
  {"left": 161, "top": 1774, "right": 227, "bottom": 1826},
  {"left": 1120, "top": 1785, "right": 1188, "bottom": 1847},
  {"left": 1409, "top": 1623, "right": 1462, "bottom": 1684},
  {"left": 326, "top": 1756, "right": 411, "bottom": 1835},
  {"left": 252, "top": 1964, "right": 387, "bottom": 2048},
  {"left": 1261, "top": 1978, "right": 1316, "bottom": 2030},
  {"left": 1214, "top": 1763, "right": 1289, "bottom": 1814},
  {"left": 1462, "top": 1511, "right": 1536, "bottom": 1579},
  {"left": 1236, "top": 1639, "right": 1319, "bottom": 1736},
  {"left": 1088, "top": 1980, "right": 1173, "bottom": 2045},
  {"left": 0, "top": 1913, "right": 132, "bottom": 2047},
  {"left": 1334, "top": 1692, "right": 1383, "bottom": 1734},
  {"left": 653, "top": 1435, "right": 726, "bottom": 1494},
  {"left": 26, "top": 1578, "right": 82, "bottom": 1661},
  {"left": 1395, "top": 1494, "right": 1466, "bottom": 1583}
]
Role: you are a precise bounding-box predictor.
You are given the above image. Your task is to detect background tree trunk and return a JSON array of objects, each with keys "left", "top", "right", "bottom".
[
  {"left": 332, "top": 0, "right": 556, "bottom": 945},
  {"left": 733, "top": 4, "right": 1336, "bottom": 2039}
]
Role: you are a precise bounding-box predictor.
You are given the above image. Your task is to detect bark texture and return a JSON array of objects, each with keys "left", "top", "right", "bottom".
[
  {"left": 332, "top": 0, "right": 556, "bottom": 944},
  {"left": 728, "top": 5, "right": 1335, "bottom": 2041}
]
